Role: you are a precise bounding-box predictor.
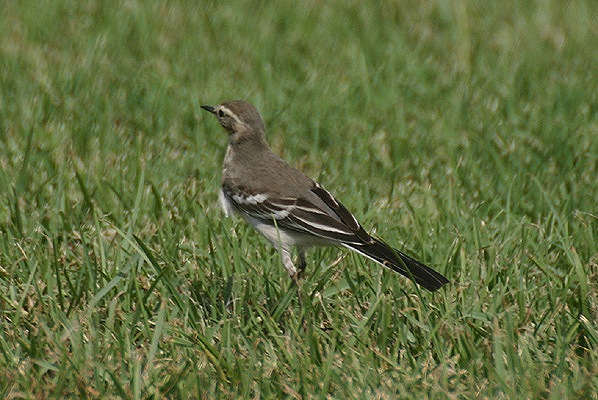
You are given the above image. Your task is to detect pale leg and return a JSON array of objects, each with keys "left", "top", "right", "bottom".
[{"left": 281, "top": 248, "right": 297, "bottom": 277}]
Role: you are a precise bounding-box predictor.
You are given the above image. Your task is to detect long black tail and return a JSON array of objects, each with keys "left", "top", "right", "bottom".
[{"left": 343, "top": 239, "right": 449, "bottom": 291}]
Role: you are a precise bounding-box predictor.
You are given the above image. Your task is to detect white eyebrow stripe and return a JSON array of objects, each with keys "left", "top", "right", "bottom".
[
  {"left": 218, "top": 105, "right": 245, "bottom": 127},
  {"left": 218, "top": 105, "right": 233, "bottom": 115}
]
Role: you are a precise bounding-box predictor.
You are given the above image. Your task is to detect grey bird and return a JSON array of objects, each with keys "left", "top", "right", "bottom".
[{"left": 201, "top": 100, "right": 449, "bottom": 291}]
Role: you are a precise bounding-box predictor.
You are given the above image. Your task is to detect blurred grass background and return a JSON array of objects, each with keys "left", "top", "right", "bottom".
[{"left": 1, "top": 0, "right": 597, "bottom": 398}]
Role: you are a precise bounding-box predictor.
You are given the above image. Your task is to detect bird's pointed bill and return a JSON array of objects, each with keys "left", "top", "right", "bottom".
[{"left": 200, "top": 105, "right": 215, "bottom": 113}]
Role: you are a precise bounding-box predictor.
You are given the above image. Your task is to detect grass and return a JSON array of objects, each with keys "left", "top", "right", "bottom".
[{"left": 1, "top": 0, "right": 597, "bottom": 398}]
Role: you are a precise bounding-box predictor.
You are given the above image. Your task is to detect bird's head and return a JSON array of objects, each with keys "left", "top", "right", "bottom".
[{"left": 201, "top": 100, "right": 265, "bottom": 138}]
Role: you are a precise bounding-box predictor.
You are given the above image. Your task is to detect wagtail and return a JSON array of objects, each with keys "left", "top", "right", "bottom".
[{"left": 201, "top": 100, "right": 449, "bottom": 291}]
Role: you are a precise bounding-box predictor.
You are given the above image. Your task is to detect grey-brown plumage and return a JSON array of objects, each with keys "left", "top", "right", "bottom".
[{"left": 201, "top": 100, "right": 448, "bottom": 291}]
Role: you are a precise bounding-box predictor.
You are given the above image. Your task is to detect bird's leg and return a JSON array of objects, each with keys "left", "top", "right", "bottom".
[
  {"left": 281, "top": 248, "right": 298, "bottom": 277},
  {"left": 295, "top": 250, "right": 309, "bottom": 329},
  {"left": 281, "top": 248, "right": 303, "bottom": 308},
  {"left": 296, "top": 249, "right": 307, "bottom": 279}
]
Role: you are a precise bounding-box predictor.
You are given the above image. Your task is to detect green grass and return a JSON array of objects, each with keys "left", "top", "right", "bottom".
[{"left": 1, "top": 0, "right": 597, "bottom": 398}]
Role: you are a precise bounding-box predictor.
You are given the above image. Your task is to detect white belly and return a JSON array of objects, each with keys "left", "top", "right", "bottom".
[{"left": 240, "top": 213, "right": 334, "bottom": 250}]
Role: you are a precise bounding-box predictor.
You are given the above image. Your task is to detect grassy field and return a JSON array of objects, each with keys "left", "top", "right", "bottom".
[{"left": 1, "top": 0, "right": 597, "bottom": 398}]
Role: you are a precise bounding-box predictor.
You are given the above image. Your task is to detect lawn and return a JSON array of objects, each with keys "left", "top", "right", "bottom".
[{"left": 1, "top": 0, "right": 597, "bottom": 398}]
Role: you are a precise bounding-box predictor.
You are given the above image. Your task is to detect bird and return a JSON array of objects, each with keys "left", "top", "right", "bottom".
[{"left": 200, "top": 100, "right": 449, "bottom": 291}]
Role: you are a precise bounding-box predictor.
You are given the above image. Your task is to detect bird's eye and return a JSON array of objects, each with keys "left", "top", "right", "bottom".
[{"left": 218, "top": 110, "right": 225, "bottom": 118}]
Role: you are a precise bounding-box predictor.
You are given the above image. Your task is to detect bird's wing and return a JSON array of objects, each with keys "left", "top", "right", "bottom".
[{"left": 222, "top": 183, "right": 372, "bottom": 245}]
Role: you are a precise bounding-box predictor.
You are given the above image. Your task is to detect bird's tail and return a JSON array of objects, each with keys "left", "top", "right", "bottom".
[{"left": 343, "top": 239, "right": 449, "bottom": 291}]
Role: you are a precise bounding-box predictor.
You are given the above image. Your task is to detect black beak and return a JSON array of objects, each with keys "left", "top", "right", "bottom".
[{"left": 200, "top": 105, "right": 215, "bottom": 114}]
